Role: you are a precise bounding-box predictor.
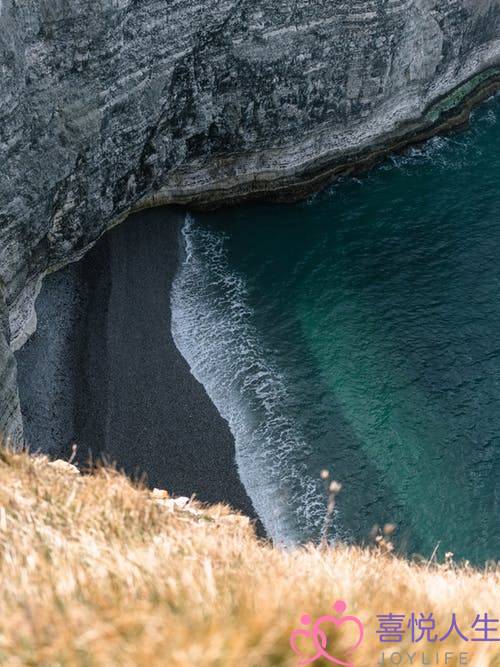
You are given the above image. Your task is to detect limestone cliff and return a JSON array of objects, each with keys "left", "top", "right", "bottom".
[{"left": 1, "top": 0, "right": 500, "bottom": 439}]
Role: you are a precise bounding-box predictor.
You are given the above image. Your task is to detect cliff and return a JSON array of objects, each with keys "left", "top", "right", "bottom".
[{"left": 1, "top": 0, "right": 500, "bottom": 440}]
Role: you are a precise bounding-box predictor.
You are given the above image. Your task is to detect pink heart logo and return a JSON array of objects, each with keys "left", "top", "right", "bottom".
[{"left": 290, "top": 600, "right": 364, "bottom": 666}]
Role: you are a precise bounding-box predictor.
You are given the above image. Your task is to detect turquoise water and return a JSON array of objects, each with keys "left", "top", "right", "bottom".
[{"left": 172, "top": 95, "right": 500, "bottom": 563}]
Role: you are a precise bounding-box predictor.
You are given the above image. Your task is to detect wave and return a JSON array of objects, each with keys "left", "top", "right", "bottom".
[
  {"left": 381, "top": 93, "right": 499, "bottom": 172},
  {"left": 170, "top": 215, "right": 327, "bottom": 544}
]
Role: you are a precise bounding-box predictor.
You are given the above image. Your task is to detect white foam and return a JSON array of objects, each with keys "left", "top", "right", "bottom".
[
  {"left": 171, "top": 215, "right": 327, "bottom": 544},
  {"left": 383, "top": 95, "right": 499, "bottom": 173}
]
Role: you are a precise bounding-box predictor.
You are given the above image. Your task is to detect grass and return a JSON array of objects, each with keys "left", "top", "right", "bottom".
[{"left": 0, "top": 446, "right": 498, "bottom": 666}]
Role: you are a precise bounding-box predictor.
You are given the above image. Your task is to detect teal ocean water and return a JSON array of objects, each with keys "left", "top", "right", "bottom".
[{"left": 172, "top": 95, "right": 500, "bottom": 563}]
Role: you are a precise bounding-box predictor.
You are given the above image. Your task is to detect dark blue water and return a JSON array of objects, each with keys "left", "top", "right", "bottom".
[{"left": 172, "top": 95, "right": 500, "bottom": 564}]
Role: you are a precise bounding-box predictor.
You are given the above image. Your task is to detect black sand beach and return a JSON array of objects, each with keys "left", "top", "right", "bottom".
[{"left": 17, "top": 208, "right": 260, "bottom": 526}]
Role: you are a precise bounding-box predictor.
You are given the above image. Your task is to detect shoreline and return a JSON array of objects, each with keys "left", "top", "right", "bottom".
[
  {"left": 7, "top": 67, "right": 500, "bottom": 359},
  {"left": 13, "top": 73, "right": 500, "bottom": 542},
  {"left": 17, "top": 208, "right": 263, "bottom": 535}
]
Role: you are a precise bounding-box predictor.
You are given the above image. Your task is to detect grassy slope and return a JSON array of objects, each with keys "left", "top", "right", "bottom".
[{"left": 0, "top": 448, "right": 498, "bottom": 667}]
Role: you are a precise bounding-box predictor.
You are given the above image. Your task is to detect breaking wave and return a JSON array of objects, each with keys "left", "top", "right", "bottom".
[{"left": 171, "top": 216, "right": 326, "bottom": 544}]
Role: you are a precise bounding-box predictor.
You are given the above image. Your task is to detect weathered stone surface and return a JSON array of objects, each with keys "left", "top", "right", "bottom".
[
  {"left": 48, "top": 459, "right": 80, "bottom": 475},
  {"left": 1, "top": 0, "right": 500, "bottom": 438},
  {"left": 0, "top": 306, "right": 22, "bottom": 442}
]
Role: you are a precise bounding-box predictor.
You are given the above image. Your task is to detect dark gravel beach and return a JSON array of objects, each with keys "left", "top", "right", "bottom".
[{"left": 17, "top": 208, "right": 260, "bottom": 527}]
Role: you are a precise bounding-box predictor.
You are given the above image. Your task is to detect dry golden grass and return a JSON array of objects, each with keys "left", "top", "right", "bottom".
[{"left": 0, "top": 447, "right": 498, "bottom": 667}]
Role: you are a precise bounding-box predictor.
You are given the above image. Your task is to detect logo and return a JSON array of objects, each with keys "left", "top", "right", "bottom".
[{"left": 290, "top": 600, "right": 364, "bottom": 666}]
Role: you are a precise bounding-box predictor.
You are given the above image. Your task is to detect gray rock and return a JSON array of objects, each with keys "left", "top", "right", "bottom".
[
  {"left": 1, "top": 0, "right": 500, "bottom": 440},
  {"left": 0, "top": 300, "right": 22, "bottom": 442}
]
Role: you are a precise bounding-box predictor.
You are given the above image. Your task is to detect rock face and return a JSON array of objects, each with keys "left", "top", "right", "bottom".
[
  {"left": 0, "top": 294, "right": 21, "bottom": 442},
  {"left": 1, "top": 0, "right": 500, "bottom": 440}
]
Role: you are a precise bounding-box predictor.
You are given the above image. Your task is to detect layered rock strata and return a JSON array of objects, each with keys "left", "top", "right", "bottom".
[{"left": 1, "top": 0, "right": 500, "bottom": 439}]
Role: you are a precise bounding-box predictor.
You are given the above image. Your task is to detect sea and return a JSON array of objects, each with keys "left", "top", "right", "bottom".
[{"left": 172, "top": 94, "right": 500, "bottom": 564}]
